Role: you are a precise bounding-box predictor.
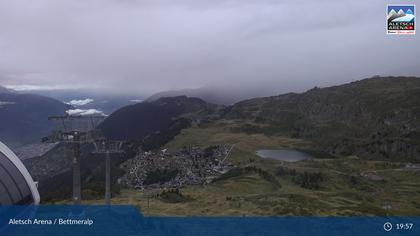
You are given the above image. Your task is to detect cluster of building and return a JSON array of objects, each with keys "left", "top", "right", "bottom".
[{"left": 118, "top": 145, "right": 233, "bottom": 189}]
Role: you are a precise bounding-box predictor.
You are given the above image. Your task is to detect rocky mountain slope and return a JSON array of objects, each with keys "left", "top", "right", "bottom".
[{"left": 225, "top": 77, "right": 420, "bottom": 159}]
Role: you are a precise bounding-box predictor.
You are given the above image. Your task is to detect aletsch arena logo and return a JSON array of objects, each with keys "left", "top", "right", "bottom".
[{"left": 387, "top": 4, "right": 416, "bottom": 35}]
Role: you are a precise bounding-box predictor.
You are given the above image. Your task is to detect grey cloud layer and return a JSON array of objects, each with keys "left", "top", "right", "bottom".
[{"left": 0, "top": 0, "right": 418, "bottom": 94}]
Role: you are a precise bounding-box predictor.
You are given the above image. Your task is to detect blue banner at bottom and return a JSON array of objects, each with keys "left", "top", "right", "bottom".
[{"left": 0, "top": 205, "right": 419, "bottom": 236}]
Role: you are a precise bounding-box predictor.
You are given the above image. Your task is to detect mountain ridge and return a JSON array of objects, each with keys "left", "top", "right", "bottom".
[
  {"left": 0, "top": 87, "right": 70, "bottom": 147},
  {"left": 99, "top": 96, "right": 222, "bottom": 142}
]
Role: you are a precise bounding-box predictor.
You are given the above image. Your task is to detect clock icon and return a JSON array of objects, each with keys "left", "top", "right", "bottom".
[{"left": 384, "top": 222, "right": 393, "bottom": 232}]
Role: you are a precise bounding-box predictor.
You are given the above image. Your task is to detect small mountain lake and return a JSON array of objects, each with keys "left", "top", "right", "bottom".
[{"left": 256, "top": 149, "right": 313, "bottom": 162}]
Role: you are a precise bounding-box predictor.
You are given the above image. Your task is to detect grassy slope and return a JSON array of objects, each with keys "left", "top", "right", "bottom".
[{"left": 74, "top": 121, "right": 420, "bottom": 216}]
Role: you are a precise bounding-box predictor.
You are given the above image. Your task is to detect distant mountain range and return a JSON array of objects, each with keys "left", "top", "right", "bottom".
[
  {"left": 146, "top": 84, "right": 288, "bottom": 105},
  {"left": 146, "top": 87, "right": 237, "bottom": 105},
  {"left": 19, "top": 88, "right": 145, "bottom": 115},
  {"left": 0, "top": 85, "right": 70, "bottom": 147}
]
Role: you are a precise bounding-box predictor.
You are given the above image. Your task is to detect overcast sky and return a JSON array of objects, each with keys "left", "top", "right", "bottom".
[{"left": 0, "top": 0, "right": 418, "bottom": 95}]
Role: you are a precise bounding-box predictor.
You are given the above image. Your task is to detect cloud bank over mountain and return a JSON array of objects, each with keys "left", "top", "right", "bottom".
[
  {"left": 66, "top": 108, "right": 105, "bottom": 116},
  {"left": 0, "top": 0, "right": 419, "bottom": 96},
  {"left": 66, "top": 99, "right": 94, "bottom": 106}
]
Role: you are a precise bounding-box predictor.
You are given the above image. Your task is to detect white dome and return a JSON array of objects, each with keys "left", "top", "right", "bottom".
[{"left": 0, "top": 141, "right": 40, "bottom": 205}]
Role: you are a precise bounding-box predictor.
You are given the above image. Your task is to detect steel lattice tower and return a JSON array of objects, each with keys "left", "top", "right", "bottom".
[{"left": 43, "top": 115, "right": 104, "bottom": 205}]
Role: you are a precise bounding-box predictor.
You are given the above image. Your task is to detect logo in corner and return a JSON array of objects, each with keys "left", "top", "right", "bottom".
[{"left": 387, "top": 4, "right": 415, "bottom": 34}]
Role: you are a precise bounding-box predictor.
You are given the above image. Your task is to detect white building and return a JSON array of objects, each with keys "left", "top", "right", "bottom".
[{"left": 0, "top": 141, "right": 40, "bottom": 204}]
